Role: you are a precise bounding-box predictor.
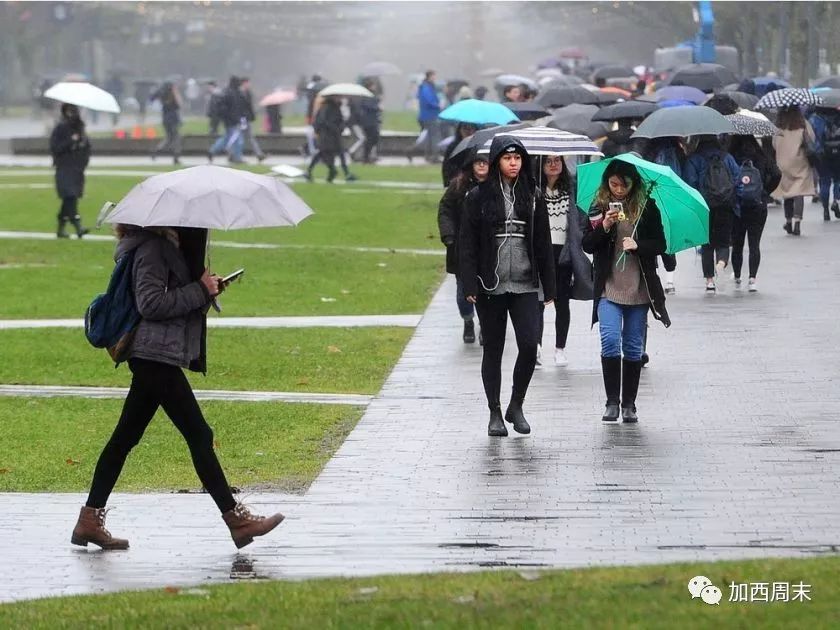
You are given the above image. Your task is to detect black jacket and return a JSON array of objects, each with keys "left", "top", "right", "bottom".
[
  {"left": 50, "top": 119, "right": 90, "bottom": 199},
  {"left": 314, "top": 101, "right": 345, "bottom": 154},
  {"left": 459, "top": 136, "right": 556, "bottom": 301},
  {"left": 551, "top": 178, "right": 594, "bottom": 301},
  {"left": 581, "top": 198, "right": 670, "bottom": 328},
  {"left": 601, "top": 127, "right": 637, "bottom": 158},
  {"left": 438, "top": 175, "right": 478, "bottom": 275}
]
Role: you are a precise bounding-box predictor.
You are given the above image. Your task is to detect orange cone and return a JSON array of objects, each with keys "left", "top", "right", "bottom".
[
  {"left": 130, "top": 125, "right": 143, "bottom": 139},
  {"left": 144, "top": 126, "right": 157, "bottom": 139}
]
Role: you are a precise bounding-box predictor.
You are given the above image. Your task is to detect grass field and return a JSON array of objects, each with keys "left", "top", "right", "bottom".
[{"left": 1, "top": 556, "right": 837, "bottom": 628}]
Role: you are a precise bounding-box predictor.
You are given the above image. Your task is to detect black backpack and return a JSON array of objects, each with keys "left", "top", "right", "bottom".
[
  {"left": 738, "top": 160, "right": 764, "bottom": 208},
  {"left": 701, "top": 154, "right": 736, "bottom": 208},
  {"left": 824, "top": 119, "right": 840, "bottom": 157}
]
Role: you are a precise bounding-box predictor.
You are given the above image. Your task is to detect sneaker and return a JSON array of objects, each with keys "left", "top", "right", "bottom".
[
  {"left": 535, "top": 344, "right": 542, "bottom": 367},
  {"left": 664, "top": 282, "right": 675, "bottom": 295},
  {"left": 705, "top": 280, "right": 716, "bottom": 294},
  {"left": 345, "top": 173, "right": 358, "bottom": 182},
  {"left": 733, "top": 276, "right": 742, "bottom": 288},
  {"left": 554, "top": 347, "right": 568, "bottom": 367},
  {"left": 748, "top": 279, "right": 758, "bottom": 293}
]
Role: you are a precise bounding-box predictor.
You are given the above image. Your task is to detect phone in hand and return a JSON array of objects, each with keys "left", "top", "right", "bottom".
[
  {"left": 221, "top": 268, "right": 245, "bottom": 286},
  {"left": 608, "top": 201, "right": 626, "bottom": 222}
]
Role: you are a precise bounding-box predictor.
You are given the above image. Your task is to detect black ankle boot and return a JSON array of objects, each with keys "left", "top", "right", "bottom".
[
  {"left": 463, "top": 319, "right": 475, "bottom": 344},
  {"left": 488, "top": 405, "right": 507, "bottom": 437},
  {"left": 833, "top": 201, "right": 840, "bottom": 218},
  {"left": 792, "top": 221, "right": 801, "bottom": 236},
  {"left": 57, "top": 219, "right": 69, "bottom": 239},
  {"left": 505, "top": 398, "right": 530, "bottom": 434},
  {"left": 621, "top": 358, "right": 643, "bottom": 423},
  {"left": 71, "top": 216, "right": 89, "bottom": 238},
  {"left": 601, "top": 356, "right": 621, "bottom": 422},
  {"left": 824, "top": 205, "right": 831, "bottom": 221},
  {"left": 783, "top": 220, "right": 792, "bottom": 234}
]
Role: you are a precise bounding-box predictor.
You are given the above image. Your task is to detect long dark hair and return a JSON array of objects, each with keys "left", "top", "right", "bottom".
[
  {"left": 777, "top": 106, "right": 806, "bottom": 130},
  {"left": 539, "top": 156, "right": 571, "bottom": 194},
  {"left": 594, "top": 160, "right": 646, "bottom": 223}
]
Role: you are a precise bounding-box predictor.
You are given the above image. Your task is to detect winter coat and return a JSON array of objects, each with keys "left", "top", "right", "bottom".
[
  {"left": 242, "top": 90, "right": 257, "bottom": 123},
  {"left": 357, "top": 96, "right": 382, "bottom": 130},
  {"left": 151, "top": 86, "right": 181, "bottom": 127},
  {"left": 438, "top": 175, "right": 478, "bottom": 274},
  {"left": 220, "top": 86, "right": 246, "bottom": 127},
  {"left": 684, "top": 146, "right": 742, "bottom": 246},
  {"left": 314, "top": 101, "right": 345, "bottom": 154},
  {"left": 417, "top": 80, "right": 440, "bottom": 123},
  {"left": 581, "top": 198, "right": 670, "bottom": 328},
  {"left": 772, "top": 124, "right": 816, "bottom": 199},
  {"left": 116, "top": 229, "right": 212, "bottom": 373},
  {"left": 554, "top": 179, "right": 594, "bottom": 301},
  {"left": 459, "top": 136, "right": 556, "bottom": 301},
  {"left": 49, "top": 120, "right": 90, "bottom": 199}
]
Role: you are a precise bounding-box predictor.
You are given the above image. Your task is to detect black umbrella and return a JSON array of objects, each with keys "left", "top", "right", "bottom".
[
  {"left": 448, "top": 122, "right": 533, "bottom": 159},
  {"left": 815, "top": 89, "right": 840, "bottom": 109},
  {"left": 755, "top": 88, "right": 822, "bottom": 110},
  {"left": 504, "top": 101, "right": 551, "bottom": 121},
  {"left": 592, "top": 100, "right": 657, "bottom": 122},
  {"left": 537, "top": 86, "right": 601, "bottom": 108},
  {"left": 631, "top": 105, "right": 736, "bottom": 139},
  {"left": 813, "top": 75, "right": 840, "bottom": 89},
  {"left": 544, "top": 103, "right": 610, "bottom": 139},
  {"left": 592, "top": 65, "right": 636, "bottom": 82},
  {"left": 706, "top": 90, "right": 759, "bottom": 110},
  {"left": 670, "top": 63, "right": 738, "bottom": 93}
]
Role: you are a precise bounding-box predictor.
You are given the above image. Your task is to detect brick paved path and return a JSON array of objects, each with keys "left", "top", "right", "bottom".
[{"left": 2, "top": 203, "right": 839, "bottom": 602}]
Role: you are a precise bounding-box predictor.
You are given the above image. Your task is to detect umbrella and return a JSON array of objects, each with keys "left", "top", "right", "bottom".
[
  {"left": 755, "top": 88, "right": 822, "bottom": 110},
  {"left": 538, "top": 86, "right": 602, "bottom": 108},
  {"left": 537, "top": 57, "right": 563, "bottom": 70},
  {"left": 657, "top": 99, "right": 697, "bottom": 109},
  {"left": 544, "top": 103, "right": 610, "bottom": 139},
  {"left": 504, "top": 101, "right": 551, "bottom": 121},
  {"left": 44, "top": 82, "right": 121, "bottom": 114},
  {"left": 448, "top": 122, "right": 533, "bottom": 159},
  {"left": 704, "top": 94, "right": 740, "bottom": 115},
  {"left": 814, "top": 76, "right": 840, "bottom": 90},
  {"left": 669, "top": 63, "right": 738, "bottom": 93},
  {"left": 592, "top": 65, "right": 636, "bottom": 82},
  {"left": 360, "top": 61, "right": 401, "bottom": 77},
  {"left": 102, "top": 166, "right": 314, "bottom": 230},
  {"left": 599, "top": 86, "right": 632, "bottom": 100},
  {"left": 535, "top": 68, "right": 566, "bottom": 80},
  {"left": 476, "top": 126, "right": 602, "bottom": 158},
  {"left": 653, "top": 85, "right": 707, "bottom": 105},
  {"left": 258, "top": 89, "right": 297, "bottom": 107},
  {"left": 318, "top": 83, "right": 374, "bottom": 98},
  {"left": 439, "top": 99, "right": 519, "bottom": 126},
  {"left": 576, "top": 153, "right": 710, "bottom": 255},
  {"left": 751, "top": 76, "right": 792, "bottom": 89},
  {"left": 494, "top": 74, "right": 539, "bottom": 91},
  {"left": 559, "top": 47, "right": 587, "bottom": 60},
  {"left": 706, "top": 90, "right": 759, "bottom": 110},
  {"left": 631, "top": 105, "right": 736, "bottom": 139},
  {"left": 592, "top": 100, "right": 657, "bottom": 122},
  {"left": 813, "top": 88, "right": 840, "bottom": 109},
  {"left": 539, "top": 76, "right": 585, "bottom": 91},
  {"left": 724, "top": 113, "right": 779, "bottom": 137}
]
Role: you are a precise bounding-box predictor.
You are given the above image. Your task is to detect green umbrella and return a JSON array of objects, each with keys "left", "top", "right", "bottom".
[{"left": 576, "top": 153, "right": 709, "bottom": 255}]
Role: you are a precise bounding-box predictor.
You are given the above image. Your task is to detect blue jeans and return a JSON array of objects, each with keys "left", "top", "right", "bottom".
[
  {"left": 455, "top": 277, "right": 475, "bottom": 319},
  {"left": 209, "top": 126, "right": 243, "bottom": 160},
  {"left": 597, "top": 299, "right": 648, "bottom": 361},
  {"left": 817, "top": 158, "right": 840, "bottom": 207}
]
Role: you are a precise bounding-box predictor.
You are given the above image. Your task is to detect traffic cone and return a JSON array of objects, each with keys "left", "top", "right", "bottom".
[
  {"left": 144, "top": 126, "right": 157, "bottom": 139},
  {"left": 114, "top": 129, "right": 126, "bottom": 139},
  {"left": 130, "top": 125, "right": 143, "bottom": 139}
]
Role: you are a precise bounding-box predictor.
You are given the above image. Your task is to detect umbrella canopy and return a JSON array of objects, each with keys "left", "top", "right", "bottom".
[
  {"left": 755, "top": 88, "right": 822, "bottom": 110},
  {"left": 449, "top": 122, "right": 533, "bottom": 159},
  {"left": 538, "top": 86, "right": 602, "bottom": 108},
  {"left": 670, "top": 63, "right": 738, "bottom": 93},
  {"left": 576, "top": 153, "right": 710, "bottom": 255},
  {"left": 439, "top": 99, "right": 519, "bottom": 126},
  {"left": 592, "top": 100, "right": 657, "bottom": 122},
  {"left": 258, "top": 89, "right": 297, "bottom": 107},
  {"left": 658, "top": 99, "right": 697, "bottom": 109},
  {"left": 535, "top": 68, "right": 566, "bottom": 81},
  {"left": 494, "top": 74, "right": 538, "bottom": 91},
  {"left": 504, "top": 101, "right": 551, "bottom": 121},
  {"left": 544, "top": 103, "right": 610, "bottom": 139},
  {"left": 631, "top": 105, "right": 736, "bottom": 139},
  {"left": 103, "top": 166, "right": 314, "bottom": 230},
  {"left": 704, "top": 94, "right": 740, "bottom": 115},
  {"left": 559, "top": 47, "right": 587, "bottom": 60},
  {"left": 654, "top": 85, "right": 707, "bottom": 105},
  {"left": 599, "top": 86, "right": 633, "bottom": 100},
  {"left": 318, "top": 83, "right": 374, "bottom": 98},
  {"left": 706, "top": 90, "right": 759, "bottom": 110},
  {"left": 751, "top": 76, "right": 792, "bottom": 88},
  {"left": 813, "top": 88, "right": 840, "bottom": 109},
  {"left": 539, "top": 76, "right": 586, "bottom": 91},
  {"left": 814, "top": 76, "right": 840, "bottom": 90},
  {"left": 480, "top": 67, "right": 506, "bottom": 77},
  {"left": 724, "top": 113, "right": 779, "bottom": 137},
  {"left": 592, "top": 65, "right": 636, "bottom": 82},
  {"left": 44, "top": 82, "right": 121, "bottom": 114},
  {"left": 360, "top": 61, "right": 401, "bottom": 76},
  {"left": 476, "top": 126, "right": 602, "bottom": 158}
]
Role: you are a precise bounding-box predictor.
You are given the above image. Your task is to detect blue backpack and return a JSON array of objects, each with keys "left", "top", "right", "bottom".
[
  {"left": 84, "top": 250, "right": 140, "bottom": 364},
  {"left": 738, "top": 159, "right": 764, "bottom": 208}
]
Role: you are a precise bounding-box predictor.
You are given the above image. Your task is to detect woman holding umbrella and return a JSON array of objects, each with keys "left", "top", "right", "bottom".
[
  {"left": 49, "top": 103, "right": 91, "bottom": 239},
  {"left": 773, "top": 106, "right": 817, "bottom": 235}
]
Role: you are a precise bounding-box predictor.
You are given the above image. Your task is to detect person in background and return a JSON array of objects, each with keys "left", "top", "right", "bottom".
[
  {"left": 773, "top": 106, "right": 816, "bottom": 236},
  {"left": 808, "top": 105, "right": 840, "bottom": 221},
  {"left": 104, "top": 74, "right": 124, "bottom": 126},
  {"left": 206, "top": 80, "right": 223, "bottom": 136},
  {"left": 416, "top": 70, "right": 442, "bottom": 163},
  {"left": 238, "top": 77, "right": 266, "bottom": 163},
  {"left": 208, "top": 76, "right": 245, "bottom": 164},
  {"left": 358, "top": 79, "right": 382, "bottom": 164},
  {"left": 50, "top": 103, "right": 91, "bottom": 239},
  {"left": 600, "top": 118, "right": 638, "bottom": 158},
  {"left": 150, "top": 81, "right": 182, "bottom": 165},
  {"left": 441, "top": 123, "right": 477, "bottom": 187},
  {"left": 502, "top": 85, "right": 523, "bottom": 103}
]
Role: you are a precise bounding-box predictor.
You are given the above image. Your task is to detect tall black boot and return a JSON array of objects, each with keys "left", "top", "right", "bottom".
[
  {"left": 70, "top": 216, "right": 89, "bottom": 238},
  {"left": 505, "top": 396, "right": 531, "bottom": 434},
  {"left": 823, "top": 201, "right": 830, "bottom": 221},
  {"left": 463, "top": 318, "right": 475, "bottom": 344},
  {"left": 56, "top": 218, "right": 69, "bottom": 239},
  {"left": 601, "top": 356, "right": 621, "bottom": 422},
  {"left": 488, "top": 403, "right": 507, "bottom": 437},
  {"left": 621, "top": 358, "right": 643, "bottom": 423}
]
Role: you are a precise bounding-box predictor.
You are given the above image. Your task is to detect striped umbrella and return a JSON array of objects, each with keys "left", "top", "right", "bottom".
[
  {"left": 755, "top": 88, "right": 822, "bottom": 110},
  {"left": 476, "top": 126, "right": 602, "bottom": 157}
]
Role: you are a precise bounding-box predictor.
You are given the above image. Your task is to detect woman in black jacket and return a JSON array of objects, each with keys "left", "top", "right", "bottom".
[
  {"left": 581, "top": 160, "right": 670, "bottom": 423},
  {"left": 438, "top": 149, "right": 489, "bottom": 343},
  {"left": 460, "top": 136, "right": 556, "bottom": 437},
  {"left": 150, "top": 81, "right": 182, "bottom": 165},
  {"left": 49, "top": 103, "right": 90, "bottom": 239},
  {"left": 72, "top": 226, "right": 283, "bottom": 551},
  {"left": 442, "top": 123, "right": 478, "bottom": 187}
]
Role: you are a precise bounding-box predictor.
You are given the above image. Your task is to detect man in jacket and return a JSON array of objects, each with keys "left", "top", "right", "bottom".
[
  {"left": 238, "top": 77, "right": 266, "bottom": 162},
  {"left": 416, "top": 70, "right": 441, "bottom": 163},
  {"left": 208, "top": 76, "right": 245, "bottom": 163}
]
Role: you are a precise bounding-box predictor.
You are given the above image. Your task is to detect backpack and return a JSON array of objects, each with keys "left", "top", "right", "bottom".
[
  {"left": 701, "top": 153, "right": 736, "bottom": 208},
  {"left": 824, "top": 119, "right": 840, "bottom": 157},
  {"left": 738, "top": 159, "right": 764, "bottom": 208},
  {"left": 84, "top": 250, "right": 140, "bottom": 364}
]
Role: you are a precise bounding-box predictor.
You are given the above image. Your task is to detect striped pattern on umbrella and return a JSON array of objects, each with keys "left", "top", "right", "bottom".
[
  {"left": 755, "top": 88, "right": 823, "bottom": 110},
  {"left": 476, "top": 126, "right": 602, "bottom": 157}
]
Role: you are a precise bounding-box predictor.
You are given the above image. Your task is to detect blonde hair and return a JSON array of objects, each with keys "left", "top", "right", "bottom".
[{"left": 594, "top": 173, "right": 646, "bottom": 223}]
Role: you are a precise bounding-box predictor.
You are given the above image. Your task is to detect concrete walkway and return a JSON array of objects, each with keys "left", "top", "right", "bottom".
[{"left": 1, "top": 202, "right": 839, "bottom": 602}]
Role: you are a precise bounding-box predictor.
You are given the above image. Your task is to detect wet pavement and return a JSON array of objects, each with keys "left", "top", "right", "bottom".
[{"left": 2, "top": 201, "right": 840, "bottom": 602}]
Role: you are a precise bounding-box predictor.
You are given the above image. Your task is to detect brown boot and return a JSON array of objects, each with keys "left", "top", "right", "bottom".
[
  {"left": 222, "top": 503, "right": 284, "bottom": 549},
  {"left": 71, "top": 506, "right": 129, "bottom": 550}
]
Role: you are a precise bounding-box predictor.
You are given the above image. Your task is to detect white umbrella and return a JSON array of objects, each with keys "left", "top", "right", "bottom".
[
  {"left": 318, "top": 83, "right": 374, "bottom": 98},
  {"left": 102, "top": 166, "right": 314, "bottom": 230},
  {"left": 476, "top": 126, "right": 602, "bottom": 157},
  {"left": 44, "top": 82, "right": 121, "bottom": 114}
]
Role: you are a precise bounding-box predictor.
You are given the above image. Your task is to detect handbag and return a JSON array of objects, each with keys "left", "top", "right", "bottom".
[{"left": 802, "top": 127, "right": 819, "bottom": 167}]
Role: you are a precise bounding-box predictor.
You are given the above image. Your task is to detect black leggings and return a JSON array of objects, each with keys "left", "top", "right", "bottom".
[
  {"left": 475, "top": 292, "right": 540, "bottom": 409},
  {"left": 731, "top": 206, "right": 767, "bottom": 279},
  {"left": 538, "top": 246, "right": 573, "bottom": 348},
  {"left": 58, "top": 197, "right": 78, "bottom": 222},
  {"left": 86, "top": 358, "right": 236, "bottom": 513}
]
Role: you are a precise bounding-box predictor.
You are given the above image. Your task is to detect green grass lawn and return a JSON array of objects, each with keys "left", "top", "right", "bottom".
[
  {"left": 0, "top": 327, "right": 411, "bottom": 393},
  {"left": 0, "top": 397, "right": 362, "bottom": 493},
  {"left": 1, "top": 556, "right": 837, "bottom": 628}
]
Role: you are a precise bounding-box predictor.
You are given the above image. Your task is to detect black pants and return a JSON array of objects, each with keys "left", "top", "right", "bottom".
[
  {"left": 475, "top": 292, "right": 540, "bottom": 410},
  {"left": 660, "top": 253, "right": 676, "bottom": 272},
  {"left": 701, "top": 245, "right": 730, "bottom": 278},
  {"left": 86, "top": 358, "right": 236, "bottom": 514},
  {"left": 154, "top": 121, "right": 181, "bottom": 159},
  {"left": 783, "top": 196, "right": 804, "bottom": 220},
  {"left": 731, "top": 206, "right": 767, "bottom": 279},
  {"left": 537, "top": 245, "right": 572, "bottom": 349},
  {"left": 58, "top": 197, "right": 78, "bottom": 223},
  {"left": 362, "top": 126, "right": 380, "bottom": 162}
]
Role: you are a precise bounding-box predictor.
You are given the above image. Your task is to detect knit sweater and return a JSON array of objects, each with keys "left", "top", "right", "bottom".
[
  {"left": 602, "top": 219, "right": 649, "bottom": 305},
  {"left": 488, "top": 181, "right": 535, "bottom": 295},
  {"left": 545, "top": 186, "right": 569, "bottom": 246}
]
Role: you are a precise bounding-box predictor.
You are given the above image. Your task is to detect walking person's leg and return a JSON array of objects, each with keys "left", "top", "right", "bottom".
[
  {"left": 63, "top": 196, "right": 88, "bottom": 238},
  {"left": 700, "top": 244, "right": 715, "bottom": 290},
  {"left": 322, "top": 152, "right": 338, "bottom": 183},
  {"left": 661, "top": 253, "right": 677, "bottom": 293},
  {"left": 619, "top": 304, "right": 648, "bottom": 423},
  {"left": 56, "top": 197, "right": 74, "bottom": 238},
  {"left": 783, "top": 198, "right": 793, "bottom": 233},
  {"left": 731, "top": 214, "right": 747, "bottom": 282},
  {"left": 832, "top": 160, "right": 840, "bottom": 216},
  {"left": 747, "top": 207, "right": 767, "bottom": 289},
  {"left": 305, "top": 150, "right": 322, "bottom": 180},
  {"left": 505, "top": 292, "right": 540, "bottom": 434},
  {"left": 818, "top": 161, "right": 832, "bottom": 219},
  {"left": 475, "top": 294, "right": 509, "bottom": 436},
  {"left": 456, "top": 276, "right": 476, "bottom": 343},
  {"left": 597, "top": 299, "right": 622, "bottom": 421},
  {"left": 792, "top": 196, "right": 804, "bottom": 235},
  {"left": 246, "top": 125, "right": 265, "bottom": 161},
  {"left": 153, "top": 130, "right": 171, "bottom": 158},
  {"left": 554, "top": 262, "right": 573, "bottom": 366}
]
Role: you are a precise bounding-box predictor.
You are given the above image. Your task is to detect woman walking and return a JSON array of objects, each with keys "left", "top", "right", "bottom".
[
  {"left": 72, "top": 225, "right": 283, "bottom": 550},
  {"left": 49, "top": 103, "right": 91, "bottom": 239},
  {"left": 581, "top": 160, "right": 670, "bottom": 423},
  {"left": 773, "top": 106, "right": 816, "bottom": 236},
  {"left": 438, "top": 149, "right": 489, "bottom": 343},
  {"left": 460, "top": 137, "right": 556, "bottom": 436},
  {"left": 536, "top": 154, "right": 593, "bottom": 367},
  {"left": 150, "top": 81, "right": 183, "bottom": 165}
]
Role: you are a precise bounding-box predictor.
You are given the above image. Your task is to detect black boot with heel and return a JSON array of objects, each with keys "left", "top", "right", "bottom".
[
  {"left": 601, "top": 356, "right": 621, "bottom": 422},
  {"left": 621, "top": 358, "right": 643, "bottom": 423}
]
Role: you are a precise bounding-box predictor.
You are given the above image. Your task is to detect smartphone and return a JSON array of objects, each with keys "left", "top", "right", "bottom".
[
  {"left": 221, "top": 268, "right": 245, "bottom": 285},
  {"left": 608, "top": 201, "right": 626, "bottom": 222}
]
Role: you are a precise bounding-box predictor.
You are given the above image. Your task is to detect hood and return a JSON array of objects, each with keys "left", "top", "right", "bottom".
[
  {"left": 114, "top": 227, "right": 155, "bottom": 262},
  {"left": 487, "top": 135, "right": 533, "bottom": 187},
  {"left": 114, "top": 227, "right": 208, "bottom": 281}
]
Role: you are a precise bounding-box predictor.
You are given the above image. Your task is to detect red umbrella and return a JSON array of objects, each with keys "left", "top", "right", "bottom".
[{"left": 258, "top": 90, "right": 297, "bottom": 107}]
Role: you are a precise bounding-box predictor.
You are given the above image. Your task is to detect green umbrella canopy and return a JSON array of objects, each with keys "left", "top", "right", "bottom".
[{"left": 576, "top": 153, "right": 710, "bottom": 255}]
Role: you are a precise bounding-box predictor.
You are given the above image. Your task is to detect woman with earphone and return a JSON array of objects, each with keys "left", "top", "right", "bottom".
[{"left": 459, "top": 136, "right": 556, "bottom": 437}]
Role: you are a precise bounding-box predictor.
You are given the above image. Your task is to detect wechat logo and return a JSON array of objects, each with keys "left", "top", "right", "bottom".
[{"left": 688, "top": 575, "right": 722, "bottom": 605}]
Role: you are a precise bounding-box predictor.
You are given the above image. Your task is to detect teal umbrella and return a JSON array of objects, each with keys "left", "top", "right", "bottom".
[
  {"left": 576, "top": 153, "right": 709, "bottom": 255},
  {"left": 439, "top": 99, "right": 519, "bottom": 126}
]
